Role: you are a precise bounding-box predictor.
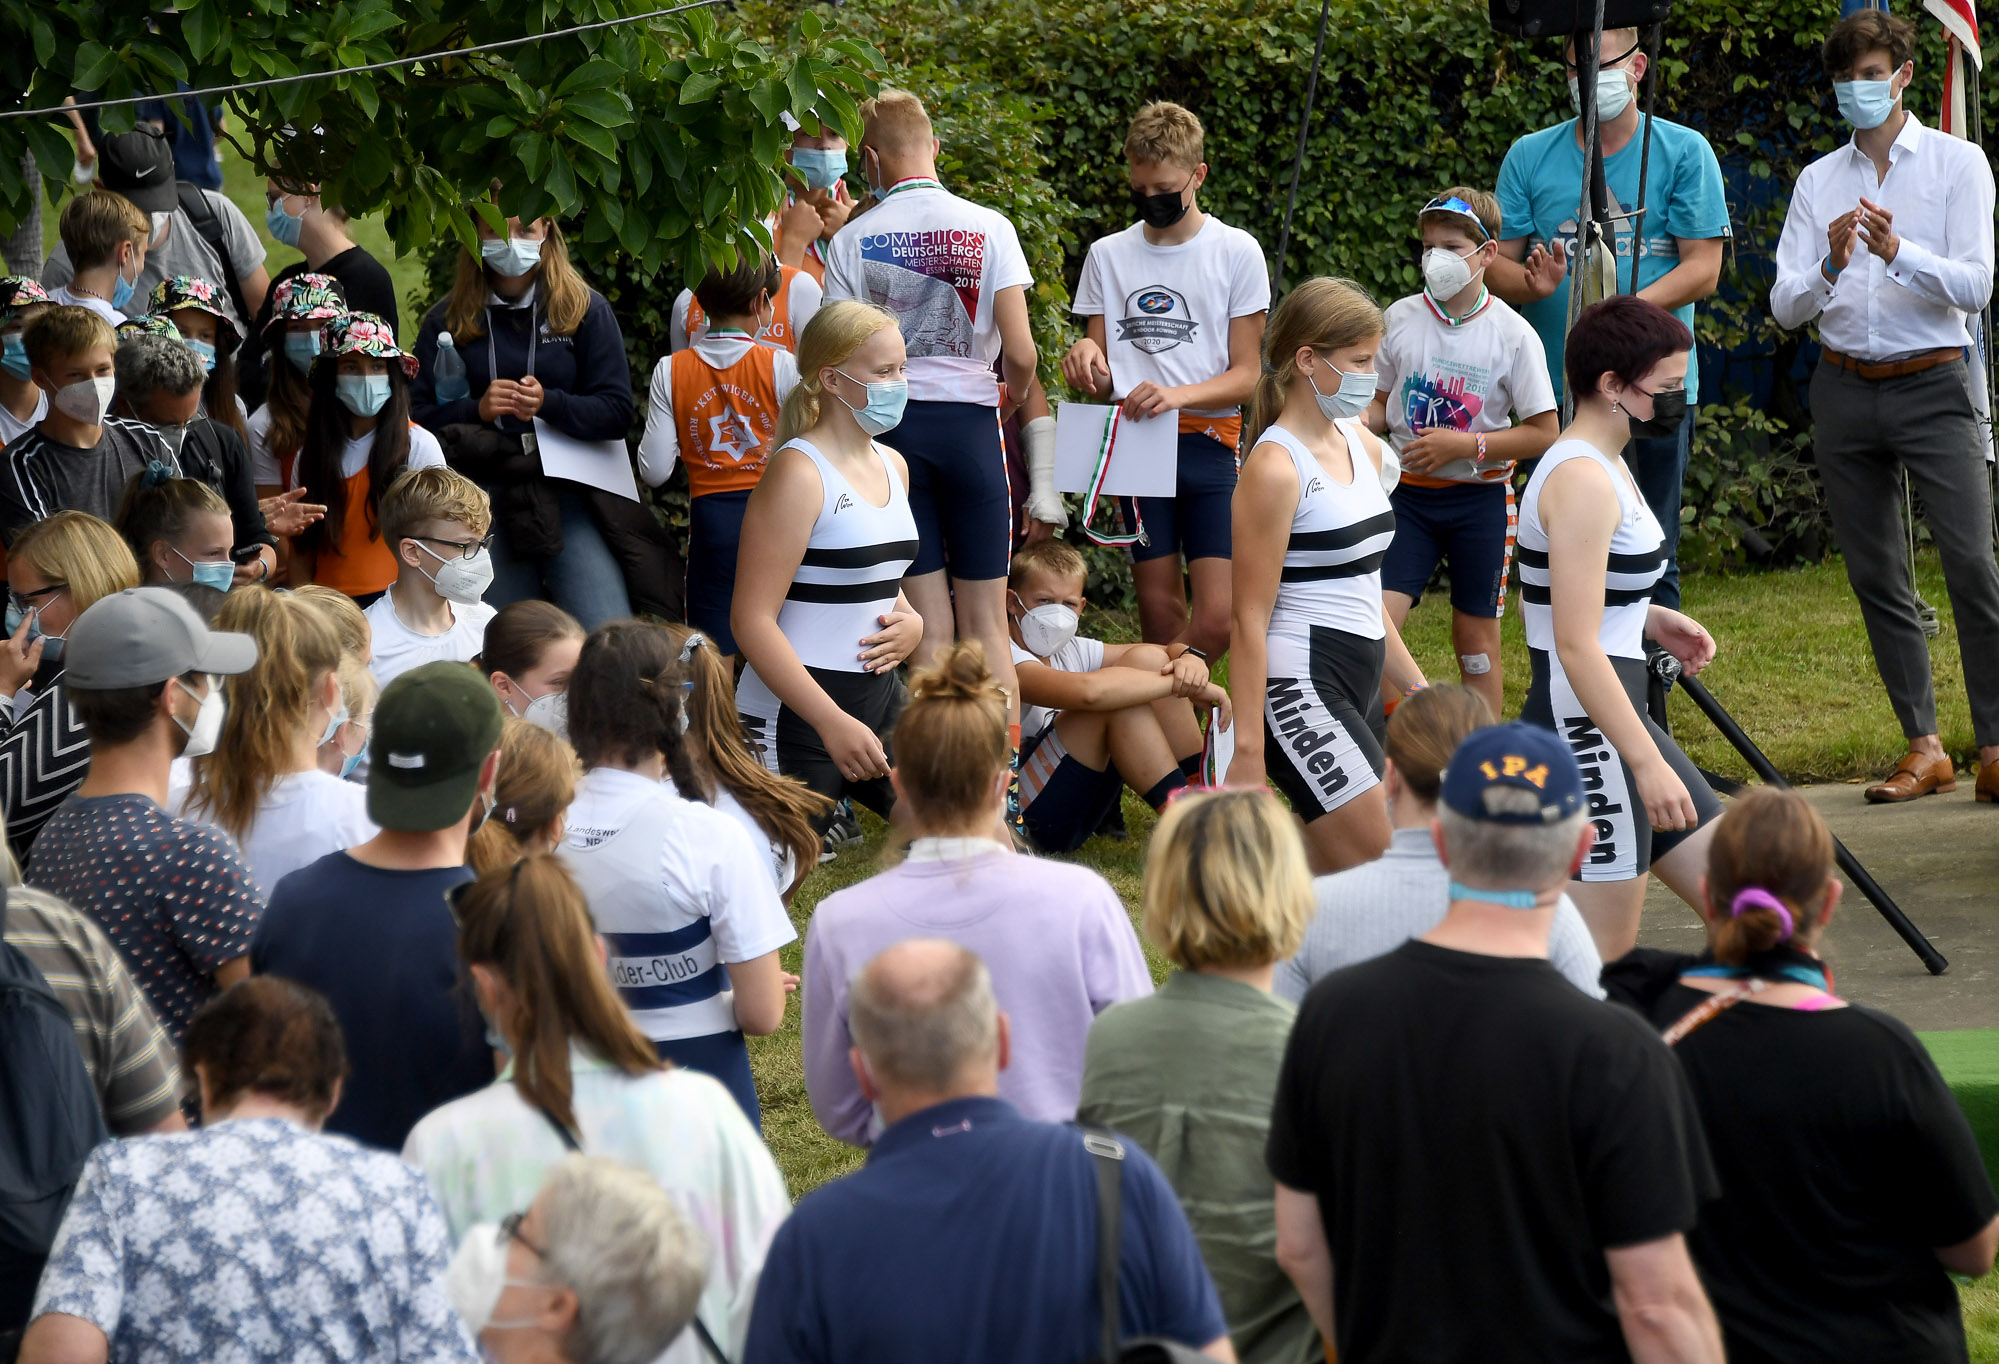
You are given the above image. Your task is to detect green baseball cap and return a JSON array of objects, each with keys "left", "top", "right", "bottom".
[{"left": 367, "top": 661, "right": 504, "bottom": 832}]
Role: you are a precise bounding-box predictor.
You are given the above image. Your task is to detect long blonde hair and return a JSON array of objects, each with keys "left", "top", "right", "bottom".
[
  {"left": 775, "top": 300, "right": 900, "bottom": 445},
  {"left": 188, "top": 586, "right": 343, "bottom": 841},
  {"left": 1246, "top": 276, "right": 1384, "bottom": 450},
  {"left": 444, "top": 219, "right": 592, "bottom": 340},
  {"left": 10, "top": 511, "right": 140, "bottom": 615}
]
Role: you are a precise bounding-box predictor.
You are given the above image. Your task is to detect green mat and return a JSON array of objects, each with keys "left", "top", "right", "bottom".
[{"left": 1921, "top": 1030, "right": 1999, "bottom": 1187}]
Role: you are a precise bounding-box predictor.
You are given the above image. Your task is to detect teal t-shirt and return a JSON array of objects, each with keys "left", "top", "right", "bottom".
[{"left": 1496, "top": 116, "right": 1731, "bottom": 403}]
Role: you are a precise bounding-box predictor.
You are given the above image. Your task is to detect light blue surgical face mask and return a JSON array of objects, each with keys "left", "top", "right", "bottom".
[
  {"left": 319, "top": 704, "right": 349, "bottom": 749},
  {"left": 832, "top": 370, "right": 909, "bottom": 436},
  {"left": 184, "top": 337, "right": 216, "bottom": 374},
  {"left": 335, "top": 372, "right": 393, "bottom": 417},
  {"left": 283, "top": 331, "right": 321, "bottom": 373},
  {"left": 19, "top": 611, "right": 64, "bottom": 663},
  {"left": 173, "top": 546, "right": 235, "bottom": 593},
  {"left": 340, "top": 748, "right": 363, "bottom": 779},
  {"left": 0, "top": 333, "right": 28, "bottom": 381},
  {"left": 480, "top": 236, "right": 544, "bottom": 278},
  {"left": 266, "top": 197, "right": 305, "bottom": 247},
  {"left": 791, "top": 147, "right": 848, "bottom": 193},
  {"left": 110, "top": 258, "right": 137, "bottom": 314},
  {"left": 1567, "top": 68, "right": 1634, "bottom": 122},
  {"left": 1307, "top": 363, "right": 1376, "bottom": 421},
  {"left": 1834, "top": 77, "right": 1900, "bottom": 131}
]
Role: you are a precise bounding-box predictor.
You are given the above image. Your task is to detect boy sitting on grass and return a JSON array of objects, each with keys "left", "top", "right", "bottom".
[
  {"left": 363, "top": 466, "right": 497, "bottom": 690},
  {"left": 1367, "top": 187, "right": 1558, "bottom": 718},
  {"left": 1008, "top": 539, "right": 1229, "bottom": 853}
]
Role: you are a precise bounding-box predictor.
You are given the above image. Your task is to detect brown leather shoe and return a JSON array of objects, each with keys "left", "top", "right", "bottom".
[
  {"left": 1978, "top": 760, "right": 1999, "bottom": 804},
  {"left": 1864, "top": 752, "right": 1958, "bottom": 803}
]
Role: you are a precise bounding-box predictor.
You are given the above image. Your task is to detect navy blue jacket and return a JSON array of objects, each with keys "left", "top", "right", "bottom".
[{"left": 410, "top": 287, "right": 633, "bottom": 442}]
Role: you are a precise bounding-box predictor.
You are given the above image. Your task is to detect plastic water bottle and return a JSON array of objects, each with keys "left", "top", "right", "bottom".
[{"left": 433, "top": 331, "right": 470, "bottom": 402}]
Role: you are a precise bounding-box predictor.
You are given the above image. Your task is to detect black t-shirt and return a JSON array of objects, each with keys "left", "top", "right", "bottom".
[
  {"left": 1644, "top": 983, "right": 1997, "bottom": 1364},
  {"left": 250, "top": 851, "right": 487, "bottom": 1152},
  {"left": 238, "top": 248, "right": 400, "bottom": 409},
  {"left": 1266, "top": 940, "right": 1717, "bottom": 1364}
]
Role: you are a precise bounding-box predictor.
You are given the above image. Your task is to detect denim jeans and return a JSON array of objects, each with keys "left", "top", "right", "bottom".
[
  {"left": 1629, "top": 406, "right": 1694, "bottom": 611},
  {"left": 486, "top": 484, "right": 631, "bottom": 629}
]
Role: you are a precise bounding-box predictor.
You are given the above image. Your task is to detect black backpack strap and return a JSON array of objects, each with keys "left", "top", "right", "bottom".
[
  {"left": 691, "top": 1317, "right": 727, "bottom": 1362},
  {"left": 1083, "top": 1127, "right": 1126, "bottom": 1364},
  {"left": 174, "top": 181, "right": 251, "bottom": 328}
]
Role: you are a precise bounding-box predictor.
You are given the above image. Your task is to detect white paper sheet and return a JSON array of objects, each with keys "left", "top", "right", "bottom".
[
  {"left": 534, "top": 419, "right": 640, "bottom": 502},
  {"left": 1202, "top": 706, "right": 1234, "bottom": 787},
  {"left": 1052, "top": 402, "right": 1178, "bottom": 498}
]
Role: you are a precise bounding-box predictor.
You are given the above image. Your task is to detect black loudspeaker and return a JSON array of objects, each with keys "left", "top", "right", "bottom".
[{"left": 1488, "top": 0, "right": 1671, "bottom": 37}]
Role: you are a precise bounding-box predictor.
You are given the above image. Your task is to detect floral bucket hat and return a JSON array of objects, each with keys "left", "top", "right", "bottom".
[
  {"left": 0, "top": 277, "right": 49, "bottom": 326},
  {"left": 263, "top": 273, "right": 348, "bottom": 337},
  {"left": 115, "top": 314, "right": 184, "bottom": 342},
  {"left": 318, "top": 311, "right": 417, "bottom": 378},
  {"left": 147, "top": 274, "right": 241, "bottom": 352}
]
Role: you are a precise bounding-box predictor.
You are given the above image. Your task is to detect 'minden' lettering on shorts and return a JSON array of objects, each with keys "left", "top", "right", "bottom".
[
  {"left": 1267, "top": 676, "right": 1350, "bottom": 800},
  {"left": 1563, "top": 716, "right": 1620, "bottom": 866}
]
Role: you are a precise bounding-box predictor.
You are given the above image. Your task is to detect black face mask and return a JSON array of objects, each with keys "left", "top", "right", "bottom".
[
  {"left": 1627, "top": 387, "right": 1688, "bottom": 440},
  {"left": 1130, "top": 181, "right": 1191, "bottom": 230}
]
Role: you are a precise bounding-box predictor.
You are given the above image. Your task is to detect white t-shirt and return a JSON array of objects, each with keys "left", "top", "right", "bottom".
[
  {"left": 1009, "top": 634, "right": 1108, "bottom": 740},
  {"left": 821, "top": 182, "right": 1033, "bottom": 405},
  {"left": 0, "top": 390, "right": 47, "bottom": 448},
  {"left": 636, "top": 335, "right": 801, "bottom": 488},
  {"left": 1072, "top": 217, "right": 1269, "bottom": 421},
  {"left": 246, "top": 405, "right": 278, "bottom": 484},
  {"left": 280, "top": 423, "right": 446, "bottom": 489},
  {"left": 363, "top": 586, "right": 497, "bottom": 691},
  {"left": 174, "top": 768, "right": 378, "bottom": 894},
  {"left": 45, "top": 287, "right": 124, "bottom": 327},
  {"left": 663, "top": 774, "right": 797, "bottom": 895},
  {"left": 559, "top": 767, "right": 797, "bottom": 1042},
  {"left": 668, "top": 276, "right": 825, "bottom": 353},
  {"left": 1373, "top": 292, "right": 1556, "bottom": 484}
]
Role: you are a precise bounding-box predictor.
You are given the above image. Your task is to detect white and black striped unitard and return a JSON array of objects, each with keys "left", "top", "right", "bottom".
[
  {"left": 1260, "top": 421, "right": 1398, "bottom": 821},
  {"left": 768, "top": 437, "right": 918, "bottom": 818},
  {"left": 1517, "top": 439, "right": 1721, "bottom": 880}
]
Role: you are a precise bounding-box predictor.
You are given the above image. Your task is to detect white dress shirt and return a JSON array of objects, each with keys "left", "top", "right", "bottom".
[{"left": 1771, "top": 114, "right": 1995, "bottom": 362}]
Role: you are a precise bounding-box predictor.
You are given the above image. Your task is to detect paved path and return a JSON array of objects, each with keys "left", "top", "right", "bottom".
[{"left": 1641, "top": 782, "right": 1998, "bottom": 1031}]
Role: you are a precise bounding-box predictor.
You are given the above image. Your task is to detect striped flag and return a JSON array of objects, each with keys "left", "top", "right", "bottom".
[{"left": 1925, "top": 0, "right": 1982, "bottom": 138}]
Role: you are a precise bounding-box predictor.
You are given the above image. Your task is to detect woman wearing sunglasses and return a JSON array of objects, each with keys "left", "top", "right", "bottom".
[
  {"left": 1514, "top": 295, "right": 1723, "bottom": 961},
  {"left": 407, "top": 855, "right": 788, "bottom": 1364},
  {"left": 0, "top": 510, "right": 140, "bottom": 859}
]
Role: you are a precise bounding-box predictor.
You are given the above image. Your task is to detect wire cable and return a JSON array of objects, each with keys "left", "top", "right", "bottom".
[{"left": 0, "top": 0, "right": 729, "bottom": 121}]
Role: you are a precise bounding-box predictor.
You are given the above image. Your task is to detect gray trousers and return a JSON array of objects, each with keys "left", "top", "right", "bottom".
[{"left": 1810, "top": 356, "right": 1999, "bottom": 746}]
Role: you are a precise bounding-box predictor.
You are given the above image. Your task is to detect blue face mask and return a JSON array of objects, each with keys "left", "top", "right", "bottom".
[
  {"left": 340, "top": 748, "right": 363, "bottom": 779},
  {"left": 1308, "top": 363, "right": 1376, "bottom": 421},
  {"left": 284, "top": 331, "right": 321, "bottom": 373},
  {"left": 110, "top": 259, "right": 137, "bottom": 314},
  {"left": 335, "top": 372, "right": 393, "bottom": 417},
  {"left": 184, "top": 337, "right": 216, "bottom": 374},
  {"left": 791, "top": 147, "right": 848, "bottom": 193},
  {"left": 0, "top": 334, "right": 28, "bottom": 381},
  {"left": 11, "top": 609, "right": 65, "bottom": 663},
  {"left": 480, "top": 236, "right": 544, "bottom": 278},
  {"left": 319, "top": 704, "right": 349, "bottom": 749},
  {"left": 832, "top": 370, "right": 909, "bottom": 437},
  {"left": 1834, "top": 77, "right": 1900, "bottom": 131},
  {"left": 173, "top": 546, "right": 235, "bottom": 593},
  {"left": 266, "top": 197, "right": 305, "bottom": 247}
]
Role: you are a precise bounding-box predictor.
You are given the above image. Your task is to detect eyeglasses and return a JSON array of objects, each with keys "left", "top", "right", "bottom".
[
  {"left": 8, "top": 583, "right": 63, "bottom": 618},
  {"left": 498, "top": 1210, "right": 546, "bottom": 1260},
  {"left": 413, "top": 532, "right": 495, "bottom": 563}
]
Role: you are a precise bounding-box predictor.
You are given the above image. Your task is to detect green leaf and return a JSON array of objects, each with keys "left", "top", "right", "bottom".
[
  {"left": 556, "top": 59, "right": 625, "bottom": 98},
  {"left": 72, "top": 41, "right": 118, "bottom": 91},
  {"left": 680, "top": 70, "right": 722, "bottom": 105},
  {"left": 563, "top": 90, "right": 632, "bottom": 128},
  {"left": 545, "top": 150, "right": 577, "bottom": 210},
  {"left": 567, "top": 120, "right": 618, "bottom": 161},
  {"left": 182, "top": 4, "right": 220, "bottom": 60}
]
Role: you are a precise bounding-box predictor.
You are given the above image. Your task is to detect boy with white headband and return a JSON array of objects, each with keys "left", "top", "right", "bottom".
[{"left": 1367, "top": 188, "right": 1558, "bottom": 717}]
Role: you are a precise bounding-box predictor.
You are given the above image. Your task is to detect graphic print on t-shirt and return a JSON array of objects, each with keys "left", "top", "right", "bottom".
[
  {"left": 1117, "top": 285, "right": 1202, "bottom": 355},
  {"left": 1398, "top": 362, "right": 1491, "bottom": 436},
  {"left": 857, "top": 228, "right": 989, "bottom": 359}
]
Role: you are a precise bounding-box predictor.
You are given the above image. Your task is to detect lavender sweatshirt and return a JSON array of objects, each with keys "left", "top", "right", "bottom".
[{"left": 802, "top": 848, "right": 1153, "bottom": 1147}]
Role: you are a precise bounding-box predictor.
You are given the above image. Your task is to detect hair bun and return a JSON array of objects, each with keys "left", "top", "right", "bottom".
[
  {"left": 907, "top": 640, "right": 996, "bottom": 704},
  {"left": 140, "top": 461, "right": 177, "bottom": 491}
]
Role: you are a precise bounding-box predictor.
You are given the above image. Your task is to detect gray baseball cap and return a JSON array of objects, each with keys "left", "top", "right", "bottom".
[{"left": 64, "top": 588, "right": 259, "bottom": 689}]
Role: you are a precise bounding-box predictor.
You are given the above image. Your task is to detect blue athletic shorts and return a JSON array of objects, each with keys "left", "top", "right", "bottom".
[
  {"left": 687, "top": 489, "right": 751, "bottom": 655},
  {"left": 882, "top": 399, "right": 1011, "bottom": 581},
  {"left": 1379, "top": 478, "right": 1517, "bottom": 619},
  {"left": 1017, "top": 722, "right": 1123, "bottom": 854},
  {"left": 1121, "top": 430, "right": 1237, "bottom": 564}
]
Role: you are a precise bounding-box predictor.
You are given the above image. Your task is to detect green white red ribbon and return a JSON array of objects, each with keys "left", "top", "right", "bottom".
[{"left": 1079, "top": 407, "right": 1147, "bottom": 548}]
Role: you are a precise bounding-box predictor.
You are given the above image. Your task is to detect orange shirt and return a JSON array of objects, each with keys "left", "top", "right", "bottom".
[
  {"left": 315, "top": 465, "right": 398, "bottom": 597},
  {"left": 1180, "top": 413, "right": 1242, "bottom": 449},
  {"left": 669, "top": 341, "right": 785, "bottom": 499},
  {"left": 686, "top": 266, "right": 808, "bottom": 354}
]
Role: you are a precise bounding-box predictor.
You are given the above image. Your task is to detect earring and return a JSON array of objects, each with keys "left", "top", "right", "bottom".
[{"left": 1611, "top": 401, "right": 1623, "bottom": 415}]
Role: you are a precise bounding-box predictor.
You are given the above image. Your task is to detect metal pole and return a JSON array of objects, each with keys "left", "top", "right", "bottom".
[
  {"left": 1673, "top": 673, "right": 1949, "bottom": 975},
  {"left": 1626, "top": 22, "right": 1662, "bottom": 297},
  {"left": 1270, "top": 0, "right": 1332, "bottom": 296}
]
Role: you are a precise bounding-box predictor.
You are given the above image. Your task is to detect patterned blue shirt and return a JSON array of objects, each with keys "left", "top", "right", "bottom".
[{"left": 31, "top": 1117, "right": 479, "bottom": 1363}]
